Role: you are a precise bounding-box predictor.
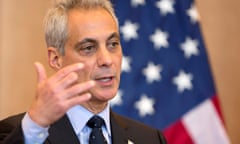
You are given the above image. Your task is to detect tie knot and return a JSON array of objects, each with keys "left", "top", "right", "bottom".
[{"left": 87, "top": 115, "right": 105, "bottom": 128}]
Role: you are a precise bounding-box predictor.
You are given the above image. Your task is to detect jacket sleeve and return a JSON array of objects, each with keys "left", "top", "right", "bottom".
[
  {"left": 158, "top": 130, "right": 168, "bottom": 144},
  {"left": 0, "top": 113, "right": 25, "bottom": 144}
]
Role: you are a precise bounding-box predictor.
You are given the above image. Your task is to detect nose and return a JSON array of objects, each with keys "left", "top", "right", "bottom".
[{"left": 97, "top": 46, "right": 113, "bottom": 67}]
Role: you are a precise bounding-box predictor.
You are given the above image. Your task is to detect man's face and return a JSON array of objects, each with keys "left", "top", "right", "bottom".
[{"left": 59, "top": 8, "right": 122, "bottom": 102}]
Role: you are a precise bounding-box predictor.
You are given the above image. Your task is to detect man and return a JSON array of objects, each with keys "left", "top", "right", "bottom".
[{"left": 0, "top": 0, "right": 167, "bottom": 143}]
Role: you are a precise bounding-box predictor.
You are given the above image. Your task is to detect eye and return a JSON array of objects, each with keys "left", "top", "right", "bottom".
[
  {"left": 79, "top": 45, "right": 97, "bottom": 55},
  {"left": 108, "top": 40, "right": 120, "bottom": 50}
]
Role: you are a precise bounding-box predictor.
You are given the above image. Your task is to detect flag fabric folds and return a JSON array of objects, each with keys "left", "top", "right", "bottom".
[{"left": 110, "top": 0, "right": 230, "bottom": 143}]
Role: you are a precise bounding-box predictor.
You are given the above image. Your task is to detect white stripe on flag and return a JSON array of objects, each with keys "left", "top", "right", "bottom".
[{"left": 182, "top": 99, "right": 230, "bottom": 144}]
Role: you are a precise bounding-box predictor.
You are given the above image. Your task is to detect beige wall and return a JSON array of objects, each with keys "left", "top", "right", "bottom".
[
  {"left": 0, "top": 0, "right": 239, "bottom": 144},
  {"left": 0, "top": 0, "right": 50, "bottom": 117}
]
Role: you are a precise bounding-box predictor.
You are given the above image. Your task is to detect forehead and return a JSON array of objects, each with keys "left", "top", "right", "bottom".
[{"left": 67, "top": 8, "right": 118, "bottom": 39}]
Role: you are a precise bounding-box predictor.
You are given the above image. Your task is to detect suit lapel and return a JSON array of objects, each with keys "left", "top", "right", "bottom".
[
  {"left": 110, "top": 111, "right": 129, "bottom": 144},
  {"left": 46, "top": 115, "right": 80, "bottom": 144}
]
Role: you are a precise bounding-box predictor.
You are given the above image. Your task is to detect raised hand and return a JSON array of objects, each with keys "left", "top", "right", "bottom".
[{"left": 28, "top": 62, "right": 95, "bottom": 127}]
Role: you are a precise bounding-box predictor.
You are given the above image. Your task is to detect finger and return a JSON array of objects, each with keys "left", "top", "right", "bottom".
[
  {"left": 52, "top": 63, "right": 84, "bottom": 83},
  {"left": 62, "top": 80, "right": 95, "bottom": 99},
  {"left": 55, "top": 72, "right": 79, "bottom": 90},
  {"left": 34, "top": 62, "right": 47, "bottom": 83}
]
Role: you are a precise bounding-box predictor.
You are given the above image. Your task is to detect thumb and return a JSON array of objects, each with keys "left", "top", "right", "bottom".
[{"left": 34, "top": 62, "right": 47, "bottom": 83}]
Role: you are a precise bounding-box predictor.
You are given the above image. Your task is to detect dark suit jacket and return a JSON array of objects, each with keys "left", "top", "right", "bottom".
[{"left": 0, "top": 111, "right": 167, "bottom": 144}]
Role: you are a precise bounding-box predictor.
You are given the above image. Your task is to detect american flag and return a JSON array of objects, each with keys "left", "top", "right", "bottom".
[{"left": 110, "top": 0, "right": 230, "bottom": 143}]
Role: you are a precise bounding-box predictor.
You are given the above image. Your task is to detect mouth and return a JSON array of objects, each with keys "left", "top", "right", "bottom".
[
  {"left": 94, "top": 75, "right": 115, "bottom": 86},
  {"left": 96, "top": 76, "right": 113, "bottom": 82}
]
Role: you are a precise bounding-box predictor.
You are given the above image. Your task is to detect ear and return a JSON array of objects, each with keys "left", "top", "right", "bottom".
[{"left": 47, "top": 47, "right": 63, "bottom": 70}]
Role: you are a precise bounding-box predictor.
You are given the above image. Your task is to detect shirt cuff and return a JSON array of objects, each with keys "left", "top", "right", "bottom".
[{"left": 22, "top": 113, "right": 49, "bottom": 144}]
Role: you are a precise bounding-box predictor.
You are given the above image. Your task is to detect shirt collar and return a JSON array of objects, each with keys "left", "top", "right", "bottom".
[{"left": 66, "top": 103, "right": 111, "bottom": 136}]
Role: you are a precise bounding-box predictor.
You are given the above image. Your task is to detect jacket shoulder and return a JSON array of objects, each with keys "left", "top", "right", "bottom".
[
  {"left": 0, "top": 113, "right": 25, "bottom": 131},
  {"left": 0, "top": 113, "right": 25, "bottom": 143},
  {"left": 111, "top": 112, "right": 167, "bottom": 144},
  {"left": 111, "top": 112, "right": 153, "bottom": 129}
]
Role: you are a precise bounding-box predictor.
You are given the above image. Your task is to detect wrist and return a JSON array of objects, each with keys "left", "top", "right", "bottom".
[{"left": 28, "top": 106, "right": 50, "bottom": 128}]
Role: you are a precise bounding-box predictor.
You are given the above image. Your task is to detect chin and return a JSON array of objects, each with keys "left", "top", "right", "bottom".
[
  {"left": 99, "top": 94, "right": 115, "bottom": 101},
  {"left": 92, "top": 90, "right": 117, "bottom": 102}
]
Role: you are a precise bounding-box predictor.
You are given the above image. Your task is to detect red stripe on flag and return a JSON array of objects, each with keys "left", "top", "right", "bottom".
[
  {"left": 163, "top": 120, "right": 194, "bottom": 144},
  {"left": 211, "top": 95, "right": 225, "bottom": 124}
]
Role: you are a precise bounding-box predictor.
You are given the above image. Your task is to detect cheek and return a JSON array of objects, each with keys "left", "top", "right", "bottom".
[
  {"left": 115, "top": 55, "right": 122, "bottom": 71},
  {"left": 61, "top": 53, "right": 79, "bottom": 66},
  {"left": 78, "top": 61, "right": 96, "bottom": 81}
]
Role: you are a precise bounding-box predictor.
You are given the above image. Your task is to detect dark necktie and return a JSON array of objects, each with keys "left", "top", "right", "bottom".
[{"left": 87, "top": 115, "right": 108, "bottom": 144}]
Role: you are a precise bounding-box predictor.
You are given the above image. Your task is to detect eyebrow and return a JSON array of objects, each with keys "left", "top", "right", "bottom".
[
  {"left": 73, "top": 38, "right": 96, "bottom": 51},
  {"left": 107, "top": 32, "right": 120, "bottom": 41},
  {"left": 74, "top": 32, "right": 120, "bottom": 49}
]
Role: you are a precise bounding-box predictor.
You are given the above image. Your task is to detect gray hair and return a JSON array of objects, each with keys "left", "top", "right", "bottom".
[{"left": 44, "top": 0, "right": 118, "bottom": 55}]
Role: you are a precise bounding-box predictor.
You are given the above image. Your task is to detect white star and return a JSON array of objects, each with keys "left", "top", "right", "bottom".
[
  {"left": 120, "top": 20, "right": 139, "bottom": 41},
  {"left": 173, "top": 70, "right": 193, "bottom": 93},
  {"left": 110, "top": 90, "right": 123, "bottom": 107},
  {"left": 135, "top": 94, "right": 155, "bottom": 117},
  {"left": 131, "top": 0, "right": 145, "bottom": 7},
  {"left": 181, "top": 37, "right": 199, "bottom": 59},
  {"left": 142, "top": 62, "right": 162, "bottom": 83},
  {"left": 150, "top": 29, "right": 169, "bottom": 50},
  {"left": 187, "top": 3, "right": 200, "bottom": 23},
  {"left": 122, "top": 55, "right": 131, "bottom": 72},
  {"left": 156, "top": 0, "right": 175, "bottom": 16}
]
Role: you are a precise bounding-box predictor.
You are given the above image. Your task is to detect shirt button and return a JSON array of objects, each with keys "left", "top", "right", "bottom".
[{"left": 38, "top": 132, "right": 45, "bottom": 138}]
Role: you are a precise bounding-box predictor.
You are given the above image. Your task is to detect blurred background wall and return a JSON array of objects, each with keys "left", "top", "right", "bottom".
[{"left": 0, "top": 0, "right": 239, "bottom": 143}]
